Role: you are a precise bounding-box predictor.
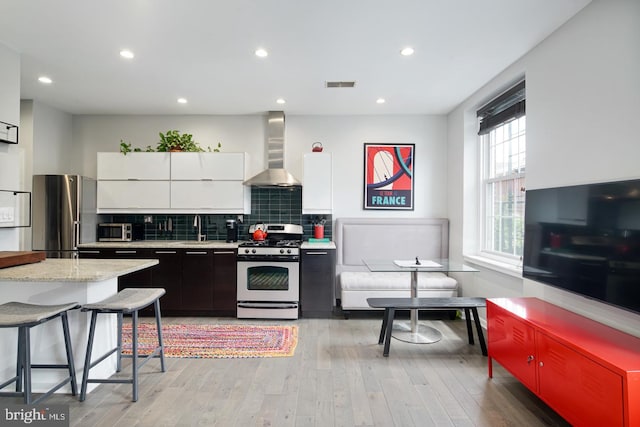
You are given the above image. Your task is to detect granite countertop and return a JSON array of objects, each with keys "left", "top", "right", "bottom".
[
  {"left": 78, "top": 240, "right": 240, "bottom": 249},
  {"left": 0, "top": 258, "right": 159, "bottom": 282}
]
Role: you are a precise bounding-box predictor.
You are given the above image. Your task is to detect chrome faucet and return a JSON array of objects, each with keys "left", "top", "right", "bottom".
[{"left": 193, "top": 215, "right": 206, "bottom": 241}]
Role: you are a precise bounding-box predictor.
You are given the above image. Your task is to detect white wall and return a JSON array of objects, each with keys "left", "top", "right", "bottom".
[
  {"left": 72, "top": 114, "right": 448, "bottom": 219},
  {"left": 447, "top": 0, "right": 640, "bottom": 336},
  {"left": 0, "top": 43, "right": 22, "bottom": 250},
  {"left": 30, "top": 100, "right": 74, "bottom": 175}
]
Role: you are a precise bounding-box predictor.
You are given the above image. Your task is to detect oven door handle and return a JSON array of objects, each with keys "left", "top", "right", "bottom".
[{"left": 237, "top": 302, "right": 298, "bottom": 309}]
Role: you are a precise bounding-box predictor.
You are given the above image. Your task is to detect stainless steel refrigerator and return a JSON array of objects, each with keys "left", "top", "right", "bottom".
[{"left": 32, "top": 174, "right": 97, "bottom": 258}]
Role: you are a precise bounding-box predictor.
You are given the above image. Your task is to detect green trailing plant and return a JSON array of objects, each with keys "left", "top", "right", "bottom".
[
  {"left": 157, "top": 130, "right": 203, "bottom": 152},
  {"left": 120, "top": 140, "right": 151, "bottom": 154},
  {"left": 119, "top": 134, "right": 221, "bottom": 154},
  {"left": 119, "top": 140, "right": 133, "bottom": 155}
]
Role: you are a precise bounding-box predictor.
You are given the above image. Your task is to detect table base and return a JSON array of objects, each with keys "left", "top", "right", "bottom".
[{"left": 392, "top": 321, "right": 443, "bottom": 344}]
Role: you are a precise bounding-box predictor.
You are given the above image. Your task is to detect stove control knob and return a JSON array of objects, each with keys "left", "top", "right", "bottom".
[
  {"left": 280, "top": 249, "right": 285, "bottom": 254},
  {"left": 244, "top": 249, "right": 250, "bottom": 254},
  {"left": 251, "top": 249, "right": 256, "bottom": 254},
  {"left": 287, "top": 249, "right": 292, "bottom": 254}
]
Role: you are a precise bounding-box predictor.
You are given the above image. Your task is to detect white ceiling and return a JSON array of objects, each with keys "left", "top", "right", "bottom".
[{"left": 0, "top": 0, "right": 591, "bottom": 116}]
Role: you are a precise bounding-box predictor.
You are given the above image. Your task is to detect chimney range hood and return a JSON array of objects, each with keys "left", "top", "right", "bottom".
[{"left": 243, "top": 111, "right": 301, "bottom": 187}]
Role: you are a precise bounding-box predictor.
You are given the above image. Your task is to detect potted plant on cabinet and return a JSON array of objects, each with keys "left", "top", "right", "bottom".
[{"left": 157, "top": 130, "right": 203, "bottom": 152}]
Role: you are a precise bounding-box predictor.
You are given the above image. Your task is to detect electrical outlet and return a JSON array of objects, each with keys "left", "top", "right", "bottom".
[
  {"left": 237, "top": 215, "right": 243, "bottom": 223},
  {"left": 144, "top": 215, "right": 153, "bottom": 223}
]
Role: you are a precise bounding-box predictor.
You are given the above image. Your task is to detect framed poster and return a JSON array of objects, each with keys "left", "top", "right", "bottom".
[{"left": 363, "top": 143, "right": 414, "bottom": 210}]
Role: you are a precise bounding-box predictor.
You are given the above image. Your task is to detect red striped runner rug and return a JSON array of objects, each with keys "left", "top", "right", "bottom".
[{"left": 121, "top": 323, "right": 298, "bottom": 358}]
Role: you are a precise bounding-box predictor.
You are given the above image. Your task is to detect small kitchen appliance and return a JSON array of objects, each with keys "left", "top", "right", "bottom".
[
  {"left": 97, "top": 223, "right": 144, "bottom": 242},
  {"left": 225, "top": 219, "right": 239, "bottom": 243},
  {"left": 237, "top": 223, "right": 303, "bottom": 319}
]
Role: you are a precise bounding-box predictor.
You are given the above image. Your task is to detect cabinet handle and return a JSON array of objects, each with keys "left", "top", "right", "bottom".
[
  {"left": 127, "top": 178, "right": 140, "bottom": 181},
  {"left": 539, "top": 361, "right": 544, "bottom": 367},
  {"left": 306, "top": 251, "right": 328, "bottom": 255},
  {"left": 155, "top": 251, "right": 177, "bottom": 254},
  {"left": 115, "top": 250, "right": 137, "bottom": 254},
  {"left": 79, "top": 250, "right": 100, "bottom": 254},
  {"left": 185, "top": 251, "right": 208, "bottom": 255},
  {"left": 214, "top": 251, "right": 235, "bottom": 255},
  {"left": 526, "top": 355, "right": 535, "bottom": 364}
]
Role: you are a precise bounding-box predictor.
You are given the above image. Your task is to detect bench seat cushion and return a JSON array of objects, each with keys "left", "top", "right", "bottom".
[
  {"left": 339, "top": 271, "right": 458, "bottom": 310},
  {"left": 340, "top": 272, "right": 457, "bottom": 291}
]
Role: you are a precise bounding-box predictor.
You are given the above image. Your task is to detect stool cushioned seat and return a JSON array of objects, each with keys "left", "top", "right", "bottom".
[
  {"left": 0, "top": 302, "right": 80, "bottom": 326},
  {"left": 82, "top": 288, "right": 166, "bottom": 312},
  {"left": 0, "top": 301, "right": 80, "bottom": 404}
]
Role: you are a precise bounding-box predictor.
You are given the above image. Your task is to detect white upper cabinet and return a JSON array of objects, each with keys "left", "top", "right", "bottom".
[
  {"left": 170, "top": 181, "right": 248, "bottom": 211},
  {"left": 97, "top": 153, "right": 170, "bottom": 180},
  {"left": 170, "top": 153, "right": 246, "bottom": 180},
  {"left": 97, "top": 181, "right": 171, "bottom": 211},
  {"left": 303, "top": 153, "right": 332, "bottom": 214},
  {"left": 96, "top": 152, "right": 250, "bottom": 213}
]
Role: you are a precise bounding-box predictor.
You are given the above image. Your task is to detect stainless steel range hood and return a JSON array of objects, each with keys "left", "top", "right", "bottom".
[{"left": 243, "top": 111, "right": 301, "bottom": 187}]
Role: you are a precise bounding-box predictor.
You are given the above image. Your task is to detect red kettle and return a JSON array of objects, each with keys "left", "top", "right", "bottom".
[{"left": 252, "top": 224, "right": 267, "bottom": 241}]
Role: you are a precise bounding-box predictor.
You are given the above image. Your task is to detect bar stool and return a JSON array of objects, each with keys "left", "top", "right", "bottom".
[
  {"left": 80, "top": 288, "right": 166, "bottom": 402},
  {"left": 0, "top": 301, "right": 80, "bottom": 404}
]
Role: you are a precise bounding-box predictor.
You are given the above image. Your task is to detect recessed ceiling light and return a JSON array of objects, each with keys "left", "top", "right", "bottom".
[
  {"left": 276, "top": 98, "right": 286, "bottom": 104},
  {"left": 255, "top": 48, "right": 268, "bottom": 58},
  {"left": 376, "top": 98, "right": 386, "bottom": 104},
  {"left": 119, "top": 49, "right": 135, "bottom": 59},
  {"left": 38, "top": 76, "right": 52, "bottom": 84},
  {"left": 400, "top": 47, "right": 414, "bottom": 56},
  {"left": 177, "top": 98, "right": 188, "bottom": 104}
]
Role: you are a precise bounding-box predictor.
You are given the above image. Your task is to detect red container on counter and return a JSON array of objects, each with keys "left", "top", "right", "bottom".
[{"left": 313, "top": 224, "right": 324, "bottom": 239}]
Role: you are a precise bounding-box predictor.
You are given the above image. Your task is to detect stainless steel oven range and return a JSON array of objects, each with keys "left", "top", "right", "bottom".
[{"left": 236, "top": 224, "right": 303, "bottom": 319}]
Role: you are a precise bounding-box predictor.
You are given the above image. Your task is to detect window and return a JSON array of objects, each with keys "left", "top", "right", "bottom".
[{"left": 478, "top": 80, "right": 525, "bottom": 263}]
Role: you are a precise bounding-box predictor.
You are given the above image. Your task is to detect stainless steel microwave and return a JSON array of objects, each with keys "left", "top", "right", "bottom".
[{"left": 97, "top": 223, "right": 143, "bottom": 242}]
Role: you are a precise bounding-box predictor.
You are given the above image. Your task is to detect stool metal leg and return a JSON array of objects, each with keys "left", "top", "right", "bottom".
[
  {"left": 80, "top": 310, "right": 98, "bottom": 401},
  {"left": 116, "top": 312, "right": 123, "bottom": 372},
  {"left": 23, "top": 327, "right": 32, "bottom": 404},
  {"left": 60, "top": 311, "right": 78, "bottom": 396},
  {"left": 16, "top": 328, "right": 24, "bottom": 393},
  {"left": 154, "top": 299, "right": 166, "bottom": 372},
  {"left": 131, "top": 310, "right": 139, "bottom": 402}
]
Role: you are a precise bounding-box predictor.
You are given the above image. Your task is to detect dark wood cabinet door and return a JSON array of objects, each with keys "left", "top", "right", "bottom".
[
  {"left": 79, "top": 248, "right": 154, "bottom": 289},
  {"left": 300, "top": 249, "right": 335, "bottom": 318},
  {"left": 181, "top": 249, "right": 214, "bottom": 312},
  {"left": 212, "top": 250, "right": 237, "bottom": 316},
  {"left": 150, "top": 250, "right": 182, "bottom": 312}
]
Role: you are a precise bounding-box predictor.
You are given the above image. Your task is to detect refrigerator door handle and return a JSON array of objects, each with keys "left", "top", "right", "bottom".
[{"left": 73, "top": 220, "right": 80, "bottom": 249}]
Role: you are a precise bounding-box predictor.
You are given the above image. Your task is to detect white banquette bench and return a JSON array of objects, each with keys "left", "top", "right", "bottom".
[{"left": 335, "top": 218, "right": 458, "bottom": 312}]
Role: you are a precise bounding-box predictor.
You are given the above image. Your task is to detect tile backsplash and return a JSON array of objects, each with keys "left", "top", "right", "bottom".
[{"left": 105, "top": 187, "right": 331, "bottom": 241}]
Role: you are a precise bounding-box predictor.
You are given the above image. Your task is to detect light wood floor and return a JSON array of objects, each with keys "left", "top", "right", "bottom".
[{"left": 38, "top": 314, "right": 569, "bottom": 427}]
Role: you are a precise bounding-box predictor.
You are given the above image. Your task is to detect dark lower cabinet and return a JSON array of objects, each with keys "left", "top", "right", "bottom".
[
  {"left": 212, "top": 250, "right": 237, "bottom": 316},
  {"left": 181, "top": 249, "right": 214, "bottom": 313},
  {"left": 300, "top": 248, "right": 335, "bottom": 318},
  {"left": 79, "top": 248, "right": 154, "bottom": 288},
  {"left": 150, "top": 250, "right": 182, "bottom": 312},
  {"left": 79, "top": 245, "right": 237, "bottom": 316}
]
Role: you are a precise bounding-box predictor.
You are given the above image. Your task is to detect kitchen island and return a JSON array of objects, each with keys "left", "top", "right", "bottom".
[{"left": 0, "top": 258, "right": 159, "bottom": 395}]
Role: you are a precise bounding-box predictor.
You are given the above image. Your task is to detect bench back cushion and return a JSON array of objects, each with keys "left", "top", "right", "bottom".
[{"left": 335, "top": 218, "right": 449, "bottom": 278}]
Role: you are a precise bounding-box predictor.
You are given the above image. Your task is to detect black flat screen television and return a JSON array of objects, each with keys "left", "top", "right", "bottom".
[{"left": 523, "top": 178, "right": 640, "bottom": 315}]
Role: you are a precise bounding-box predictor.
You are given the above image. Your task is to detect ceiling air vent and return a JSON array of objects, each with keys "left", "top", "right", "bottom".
[{"left": 325, "top": 81, "right": 356, "bottom": 88}]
